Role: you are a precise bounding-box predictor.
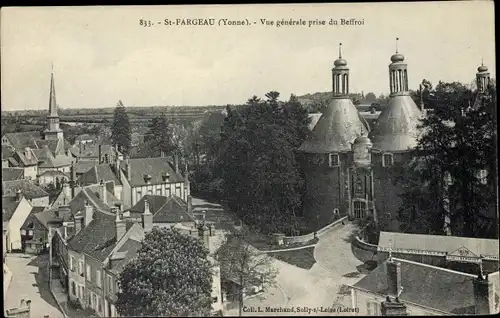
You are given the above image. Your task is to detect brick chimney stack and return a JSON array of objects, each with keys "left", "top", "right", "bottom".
[
  {"left": 98, "top": 144, "right": 103, "bottom": 164},
  {"left": 74, "top": 212, "right": 84, "bottom": 234},
  {"left": 474, "top": 273, "right": 495, "bottom": 314},
  {"left": 15, "top": 189, "right": 22, "bottom": 202},
  {"left": 62, "top": 180, "right": 71, "bottom": 199},
  {"left": 99, "top": 179, "right": 107, "bottom": 205},
  {"left": 70, "top": 162, "right": 76, "bottom": 198},
  {"left": 381, "top": 296, "right": 408, "bottom": 316},
  {"left": 187, "top": 195, "right": 193, "bottom": 216},
  {"left": 198, "top": 224, "right": 210, "bottom": 251},
  {"left": 386, "top": 259, "right": 402, "bottom": 298},
  {"left": 126, "top": 156, "right": 131, "bottom": 180}
]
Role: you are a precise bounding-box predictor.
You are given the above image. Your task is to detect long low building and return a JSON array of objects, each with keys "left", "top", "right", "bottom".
[{"left": 377, "top": 231, "right": 499, "bottom": 274}]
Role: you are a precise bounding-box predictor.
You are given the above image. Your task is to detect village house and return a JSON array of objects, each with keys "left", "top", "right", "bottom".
[
  {"left": 20, "top": 206, "right": 47, "bottom": 254},
  {"left": 78, "top": 161, "right": 123, "bottom": 202},
  {"left": 125, "top": 194, "right": 195, "bottom": 229},
  {"left": 349, "top": 257, "right": 500, "bottom": 315},
  {"left": 2, "top": 168, "right": 25, "bottom": 181},
  {"left": 68, "top": 143, "right": 122, "bottom": 163},
  {"left": 9, "top": 148, "right": 39, "bottom": 180},
  {"left": 2, "top": 179, "right": 50, "bottom": 207},
  {"left": 38, "top": 170, "right": 70, "bottom": 187},
  {"left": 377, "top": 231, "right": 500, "bottom": 274},
  {"left": 117, "top": 156, "right": 187, "bottom": 209},
  {"left": 74, "top": 160, "right": 100, "bottom": 178},
  {"left": 2, "top": 193, "right": 33, "bottom": 252}
]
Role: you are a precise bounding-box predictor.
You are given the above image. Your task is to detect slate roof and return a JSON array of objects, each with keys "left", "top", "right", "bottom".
[
  {"left": 307, "top": 113, "right": 322, "bottom": 130},
  {"left": 3, "top": 131, "right": 41, "bottom": 150},
  {"left": 74, "top": 160, "right": 98, "bottom": 175},
  {"left": 120, "top": 157, "right": 183, "bottom": 186},
  {"left": 38, "top": 154, "right": 73, "bottom": 168},
  {"left": 109, "top": 238, "right": 142, "bottom": 274},
  {"left": 2, "top": 197, "right": 22, "bottom": 222},
  {"left": 1, "top": 146, "right": 15, "bottom": 160},
  {"left": 36, "top": 139, "right": 61, "bottom": 156},
  {"left": 378, "top": 232, "right": 499, "bottom": 258},
  {"left": 14, "top": 149, "right": 39, "bottom": 166},
  {"left": 2, "top": 168, "right": 24, "bottom": 181},
  {"left": 78, "top": 164, "right": 121, "bottom": 186},
  {"left": 67, "top": 211, "right": 135, "bottom": 262},
  {"left": 34, "top": 208, "right": 61, "bottom": 229},
  {"left": 2, "top": 179, "right": 49, "bottom": 199},
  {"left": 299, "top": 98, "right": 370, "bottom": 153},
  {"left": 69, "top": 144, "right": 118, "bottom": 160},
  {"left": 85, "top": 183, "right": 121, "bottom": 206},
  {"left": 21, "top": 206, "right": 46, "bottom": 230},
  {"left": 351, "top": 258, "right": 483, "bottom": 314},
  {"left": 32, "top": 147, "right": 53, "bottom": 163},
  {"left": 129, "top": 195, "right": 195, "bottom": 224},
  {"left": 369, "top": 95, "right": 423, "bottom": 152}
]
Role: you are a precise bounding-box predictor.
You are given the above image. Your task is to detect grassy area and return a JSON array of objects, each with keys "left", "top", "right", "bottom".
[{"left": 268, "top": 246, "right": 317, "bottom": 270}]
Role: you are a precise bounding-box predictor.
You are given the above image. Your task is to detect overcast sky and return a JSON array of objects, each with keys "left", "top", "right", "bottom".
[{"left": 1, "top": 2, "right": 495, "bottom": 111}]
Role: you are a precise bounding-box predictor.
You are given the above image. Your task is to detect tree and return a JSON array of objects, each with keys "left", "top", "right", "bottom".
[
  {"left": 215, "top": 226, "right": 277, "bottom": 317},
  {"left": 111, "top": 101, "right": 132, "bottom": 155},
  {"left": 115, "top": 227, "right": 214, "bottom": 317},
  {"left": 397, "top": 81, "right": 497, "bottom": 238},
  {"left": 365, "top": 92, "right": 377, "bottom": 102},
  {"left": 144, "top": 114, "right": 176, "bottom": 155},
  {"left": 216, "top": 93, "right": 311, "bottom": 234}
]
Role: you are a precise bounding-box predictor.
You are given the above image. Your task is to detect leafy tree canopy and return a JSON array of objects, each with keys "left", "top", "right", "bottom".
[
  {"left": 116, "top": 227, "right": 214, "bottom": 317},
  {"left": 111, "top": 100, "right": 132, "bottom": 155}
]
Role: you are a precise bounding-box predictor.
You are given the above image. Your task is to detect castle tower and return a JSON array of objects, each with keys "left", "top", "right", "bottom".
[
  {"left": 44, "top": 68, "right": 64, "bottom": 141},
  {"left": 368, "top": 38, "right": 422, "bottom": 231},
  {"left": 299, "top": 43, "right": 369, "bottom": 228},
  {"left": 476, "top": 60, "right": 490, "bottom": 94}
]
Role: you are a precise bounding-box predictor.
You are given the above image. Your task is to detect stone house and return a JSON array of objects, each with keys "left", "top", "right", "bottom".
[
  {"left": 78, "top": 163, "right": 123, "bottom": 202},
  {"left": 20, "top": 206, "right": 46, "bottom": 254},
  {"left": 2, "top": 179, "right": 50, "bottom": 207}
]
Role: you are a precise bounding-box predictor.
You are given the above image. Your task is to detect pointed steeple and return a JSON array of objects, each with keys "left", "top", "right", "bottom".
[{"left": 49, "top": 68, "right": 58, "bottom": 118}]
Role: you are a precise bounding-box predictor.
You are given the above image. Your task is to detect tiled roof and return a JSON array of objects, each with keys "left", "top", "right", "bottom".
[
  {"left": 74, "top": 160, "right": 98, "bottom": 175},
  {"left": 3, "top": 131, "right": 41, "bottom": 150},
  {"left": 69, "top": 144, "right": 118, "bottom": 160},
  {"left": 120, "top": 157, "right": 183, "bottom": 187},
  {"left": 307, "top": 113, "right": 322, "bottom": 130},
  {"left": 2, "top": 179, "right": 49, "bottom": 199},
  {"left": 21, "top": 206, "right": 45, "bottom": 230},
  {"left": 7, "top": 157, "right": 19, "bottom": 166},
  {"left": 129, "top": 195, "right": 194, "bottom": 224},
  {"left": 1, "top": 146, "right": 15, "bottom": 160},
  {"left": 109, "top": 238, "right": 142, "bottom": 274},
  {"left": 67, "top": 211, "right": 118, "bottom": 261},
  {"left": 38, "top": 154, "right": 73, "bottom": 168},
  {"left": 2, "top": 168, "right": 24, "bottom": 181},
  {"left": 34, "top": 208, "right": 61, "bottom": 229},
  {"left": 85, "top": 183, "right": 121, "bottom": 206},
  {"left": 2, "top": 197, "right": 22, "bottom": 222},
  {"left": 32, "top": 147, "right": 53, "bottom": 163},
  {"left": 51, "top": 189, "right": 72, "bottom": 208},
  {"left": 14, "top": 149, "right": 38, "bottom": 166},
  {"left": 378, "top": 232, "right": 499, "bottom": 258},
  {"left": 78, "top": 164, "right": 121, "bottom": 186},
  {"left": 352, "top": 258, "right": 480, "bottom": 314},
  {"left": 35, "top": 140, "right": 60, "bottom": 156}
]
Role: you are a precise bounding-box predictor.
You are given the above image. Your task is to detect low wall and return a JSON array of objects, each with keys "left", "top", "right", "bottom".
[
  {"left": 351, "top": 229, "right": 378, "bottom": 263},
  {"left": 281, "top": 216, "right": 348, "bottom": 245}
]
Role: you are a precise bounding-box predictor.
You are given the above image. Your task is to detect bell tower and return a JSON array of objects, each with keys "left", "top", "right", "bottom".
[
  {"left": 332, "top": 43, "right": 350, "bottom": 97},
  {"left": 389, "top": 38, "right": 409, "bottom": 96},
  {"left": 476, "top": 59, "right": 490, "bottom": 94},
  {"left": 44, "top": 67, "right": 64, "bottom": 141}
]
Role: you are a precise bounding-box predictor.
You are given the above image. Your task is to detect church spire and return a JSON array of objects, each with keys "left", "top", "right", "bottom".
[{"left": 48, "top": 67, "right": 59, "bottom": 118}]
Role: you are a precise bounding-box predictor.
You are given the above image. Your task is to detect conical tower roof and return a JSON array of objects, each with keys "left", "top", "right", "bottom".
[
  {"left": 369, "top": 39, "right": 422, "bottom": 152},
  {"left": 299, "top": 44, "right": 369, "bottom": 153}
]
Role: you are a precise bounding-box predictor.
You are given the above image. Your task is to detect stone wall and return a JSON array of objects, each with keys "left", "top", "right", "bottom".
[{"left": 279, "top": 216, "right": 348, "bottom": 245}]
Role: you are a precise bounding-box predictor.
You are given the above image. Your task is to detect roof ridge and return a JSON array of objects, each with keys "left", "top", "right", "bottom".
[
  {"left": 391, "top": 257, "right": 478, "bottom": 277},
  {"left": 82, "top": 188, "right": 113, "bottom": 215}
]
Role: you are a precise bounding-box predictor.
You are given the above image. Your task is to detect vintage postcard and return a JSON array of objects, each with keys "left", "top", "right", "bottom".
[{"left": 1, "top": 2, "right": 498, "bottom": 317}]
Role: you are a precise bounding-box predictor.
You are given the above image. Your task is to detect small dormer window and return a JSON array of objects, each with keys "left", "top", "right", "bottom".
[
  {"left": 382, "top": 153, "right": 394, "bottom": 167},
  {"left": 329, "top": 153, "right": 340, "bottom": 167},
  {"left": 478, "top": 169, "right": 488, "bottom": 185}
]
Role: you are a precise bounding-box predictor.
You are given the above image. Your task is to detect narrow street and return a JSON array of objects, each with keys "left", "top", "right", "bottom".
[{"left": 4, "top": 253, "right": 64, "bottom": 318}]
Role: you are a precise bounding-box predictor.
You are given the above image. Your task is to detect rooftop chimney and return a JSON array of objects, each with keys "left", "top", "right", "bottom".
[
  {"left": 386, "top": 259, "right": 402, "bottom": 298},
  {"left": 474, "top": 273, "right": 495, "bottom": 315},
  {"left": 15, "top": 189, "right": 23, "bottom": 202},
  {"left": 70, "top": 162, "right": 76, "bottom": 198},
  {"left": 175, "top": 153, "right": 179, "bottom": 174},
  {"left": 98, "top": 145, "right": 103, "bottom": 164},
  {"left": 99, "top": 180, "right": 107, "bottom": 205},
  {"left": 381, "top": 296, "right": 408, "bottom": 316},
  {"left": 142, "top": 199, "right": 153, "bottom": 232},
  {"left": 115, "top": 211, "right": 127, "bottom": 242},
  {"left": 74, "top": 212, "right": 84, "bottom": 235},
  {"left": 187, "top": 195, "right": 193, "bottom": 216},
  {"left": 105, "top": 153, "right": 109, "bottom": 164},
  {"left": 115, "top": 147, "right": 122, "bottom": 182},
  {"left": 198, "top": 224, "right": 210, "bottom": 251},
  {"left": 84, "top": 201, "right": 93, "bottom": 226}
]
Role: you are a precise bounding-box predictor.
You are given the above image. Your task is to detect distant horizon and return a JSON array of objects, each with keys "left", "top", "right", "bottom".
[{"left": 1, "top": 3, "right": 495, "bottom": 111}]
